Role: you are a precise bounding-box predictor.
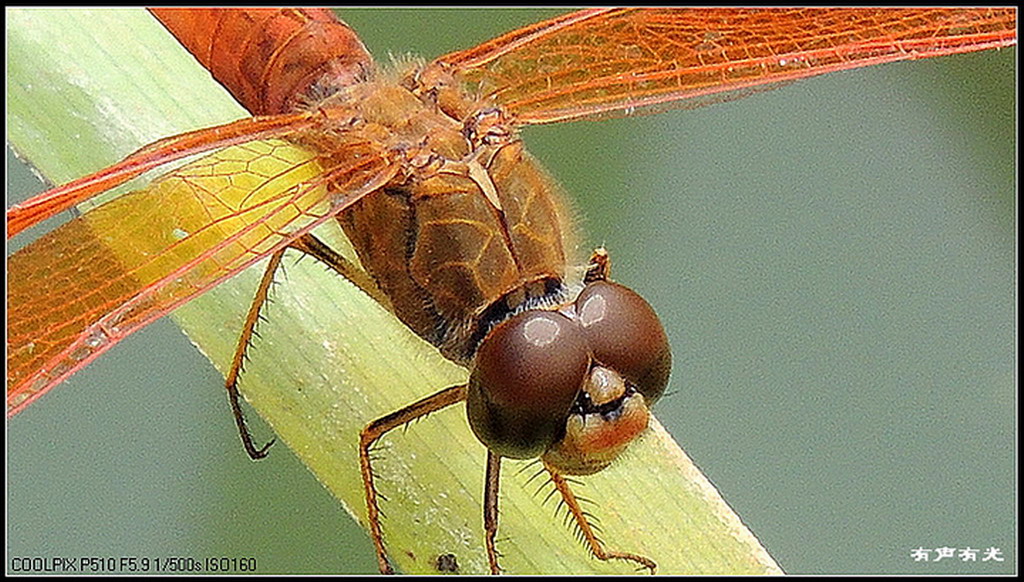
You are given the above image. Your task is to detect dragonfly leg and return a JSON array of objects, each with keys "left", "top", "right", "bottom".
[
  {"left": 288, "top": 232, "right": 392, "bottom": 311},
  {"left": 483, "top": 451, "right": 503, "bottom": 574},
  {"left": 544, "top": 461, "right": 657, "bottom": 574},
  {"left": 225, "top": 232, "right": 388, "bottom": 460},
  {"left": 359, "top": 383, "right": 468, "bottom": 574},
  {"left": 225, "top": 247, "right": 286, "bottom": 460}
]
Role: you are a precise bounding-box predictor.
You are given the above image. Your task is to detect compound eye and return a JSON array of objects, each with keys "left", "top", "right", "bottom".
[
  {"left": 467, "top": 310, "right": 589, "bottom": 459},
  {"left": 575, "top": 281, "right": 671, "bottom": 404}
]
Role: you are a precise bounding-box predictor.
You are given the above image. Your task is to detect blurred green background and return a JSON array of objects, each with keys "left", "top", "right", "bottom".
[{"left": 7, "top": 8, "right": 1015, "bottom": 575}]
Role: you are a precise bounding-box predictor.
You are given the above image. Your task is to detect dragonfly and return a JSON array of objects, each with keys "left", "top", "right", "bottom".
[{"left": 8, "top": 6, "right": 1015, "bottom": 573}]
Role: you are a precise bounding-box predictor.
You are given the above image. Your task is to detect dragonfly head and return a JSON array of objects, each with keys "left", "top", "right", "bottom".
[{"left": 466, "top": 280, "right": 671, "bottom": 475}]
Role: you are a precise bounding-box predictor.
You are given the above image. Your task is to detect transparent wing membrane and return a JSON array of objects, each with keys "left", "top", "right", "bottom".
[
  {"left": 433, "top": 8, "right": 1017, "bottom": 124},
  {"left": 8, "top": 139, "right": 397, "bottom": 413}
]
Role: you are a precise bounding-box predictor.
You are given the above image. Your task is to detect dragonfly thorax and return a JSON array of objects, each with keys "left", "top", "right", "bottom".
[{"left": 332, "top": 73, "right": 578, "bottom": 365}]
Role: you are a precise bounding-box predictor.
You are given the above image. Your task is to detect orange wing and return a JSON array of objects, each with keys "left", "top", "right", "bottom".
[
  {"left": 7, "top": 112, "right": 322, "bottom": 239},
  {"left": 8, "top": 132, "right": 399, "bottom": 415},
  {"left": 429, "top": 8, "right": 1017, "bottom": 124}
]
